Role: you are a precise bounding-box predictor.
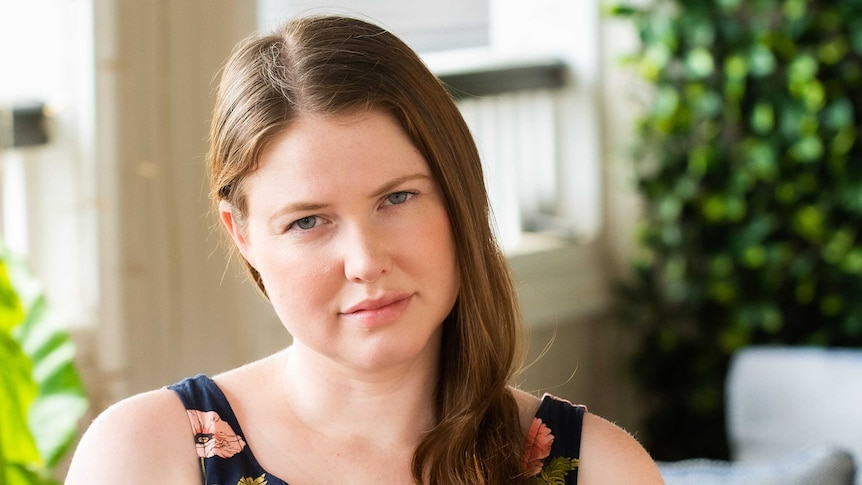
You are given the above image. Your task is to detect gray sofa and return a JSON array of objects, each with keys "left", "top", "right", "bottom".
[{"left": 659, "top": 346, "right": 861, "bottom": 485}]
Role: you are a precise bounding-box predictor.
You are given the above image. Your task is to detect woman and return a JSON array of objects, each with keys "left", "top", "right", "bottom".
[{"left": 66, "top": 15, "right": 664, "bottom": 484}]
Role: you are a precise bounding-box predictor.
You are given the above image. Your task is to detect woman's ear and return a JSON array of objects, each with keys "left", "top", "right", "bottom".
[{"left": 219, "top": 199, "right": 256, "bottom": 269}]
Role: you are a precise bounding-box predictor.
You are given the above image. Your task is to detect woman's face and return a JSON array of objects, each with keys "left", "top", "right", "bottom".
[{"left": 221, "top": 111, "right": 460, "bottom": 373}]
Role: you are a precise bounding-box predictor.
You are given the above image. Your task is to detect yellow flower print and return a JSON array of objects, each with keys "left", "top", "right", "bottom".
[{"left": 237, "top": 474, "right": 267, "bottom": 485}]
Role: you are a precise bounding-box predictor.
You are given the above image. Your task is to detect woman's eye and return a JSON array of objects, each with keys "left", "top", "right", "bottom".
[
  {"left": 291, "top": 216, "right": 318, "bottom": 231},
  {"left": 386, "top": 191, "right": 413, "bottom": 205}
]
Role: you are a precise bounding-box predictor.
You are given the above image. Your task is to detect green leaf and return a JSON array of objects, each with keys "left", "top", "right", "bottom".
[
  {"left": 6, "top": 463, "right": 58, "bottom": 485},
  {"left": 0, "top": 263, "right": 24, "bottom": 334},
  {"left": 832, "top": 127, "right": 856, "bottom": 156},
  {"left": 841, "top": 249, "right": 862, "bottom": 274},
  {"left": 0, "top": 336, "right": 41, "bottom": 460},
  {"left": 723, "top": 78, "right": 746, "bottom": 101},
  {"left": 687, "top": 145, "right": 713, "bottom": 178},
  {"left": 708, "top": 279, "right": 738, "bottom": 305},
  {"left": 748, "top": 44, "right": 776, "bottom": 77},
  {"left": 740, "top": 245, "right": 766, "bottom": 268},
  {"left": 0, "top": 260, "right": 43, "bottom": 483},
  {"left": 719, "top": 325, "right": 750, "bottom": 353},
  {"left": 792, "top": 205, "right": 825, "bottom": 242},
  {"left": 818, "top": 37, "right": 849, "bottom": 64},
  {"left": 788, "top": 136, "right": 824, "bottom": 162},
  {"left": 652, "top": 86, "right": 680, "bottom": 119},
  {"left": 684, "top": 20, "right": 715, "bottom": 47},
  {"left": 823, "top": 98, "right": 854, "bottom": 130},
  {"left": 788, "top": 54, "right": 819, "bottom": 83},
  {"left": 782, "top": 0, "right": 807, "bottom": 21},
  {"left": 29, "top": 393, "right": 88, "bottom": 469},
  {"left": 686, "top": 47, "right": 715, "bottom": 78},
  {"left": 607, "top": 5, "right": 640, "bottom": 17},
  {"left": 750, "top": 102, "right": 774, "bottom": 134},
  {"left": 820, "top": 295, "right": 844, "bottom": 317},
  {"left": 12, "top": 291, "right": 88, "bottom": 469},
  {"left": 657, "top": 195, "right": 683, "bottom": 222},
  {"left": 746, "top": 143, "right": 778, "bottom": 180},
  {"left": 701, "top": 194, "right": 726, "bottom": 222},
  {"left": 724, "top": 54, "right": 748, "bottom": 80},
  {"left": 822, "top": 228, "right": 855, "bottom": 265},
  {"left": 800, "top": 80, "right": 826, "bottom": 111},
  {"left": 717, "top": 0, "right": 741, "bottom": 11},
  {"left": 0, "top": 248, "right": 88, "bottom": 479}
]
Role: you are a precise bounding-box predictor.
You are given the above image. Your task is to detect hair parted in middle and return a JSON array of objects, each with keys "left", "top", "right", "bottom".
[{"left": 207, "top": 15, "right": 529, "bottom": 484}]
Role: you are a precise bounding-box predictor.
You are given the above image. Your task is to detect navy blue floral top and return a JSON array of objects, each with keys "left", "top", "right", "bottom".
[{"left": 168, "top": 375, "right": 585, "bottom": 485}]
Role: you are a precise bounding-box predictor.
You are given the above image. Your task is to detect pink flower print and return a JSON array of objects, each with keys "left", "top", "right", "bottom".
[
  {"left": 186, "top": 409, "right": 247, "bottom": 459},
  {"left": 522, "top": 417, "right": 554, "bottom": 476}
]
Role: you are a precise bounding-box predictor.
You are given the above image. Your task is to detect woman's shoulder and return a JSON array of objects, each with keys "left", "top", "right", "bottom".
[
  {"left": 514, "top": 389, "right": 664, "bottom": 484},
  {"left": 511, "top": 387, "right": 544, "bottom": 432},
  {"left": 65, "top": 387, "right": 200, "bottom": 484},
  {"left": 579, "top": 412, "right": 665, "bottom": 484}
]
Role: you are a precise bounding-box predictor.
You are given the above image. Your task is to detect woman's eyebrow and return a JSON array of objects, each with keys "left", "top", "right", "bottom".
[
  {"left": 268, "top": 201, "right": 330, "bottom": 225},
  {"left": 371, "top": 173, "right": 432, "bottom": 198}
]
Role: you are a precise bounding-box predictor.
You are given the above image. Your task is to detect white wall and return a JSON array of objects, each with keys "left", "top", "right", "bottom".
[{"left": 80, "top": 0, "right": 287, "bottom": 409}]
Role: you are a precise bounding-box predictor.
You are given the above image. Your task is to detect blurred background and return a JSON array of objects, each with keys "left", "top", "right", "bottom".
[{"left": 3, "top": 0, "right": 862, "bottom": 483}]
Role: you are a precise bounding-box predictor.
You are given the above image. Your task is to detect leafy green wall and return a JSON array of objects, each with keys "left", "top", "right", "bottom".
[{"left": 613, "top": 0, "right": 862, "bottom": 460}]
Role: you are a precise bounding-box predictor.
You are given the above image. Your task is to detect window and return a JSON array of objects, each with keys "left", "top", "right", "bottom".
[
  {"left": 257, "top": 0, "right": 490, "bottom": 53},
  {"left": 0, "top": 0, "right": 98, "bottom": 329},
  {"left": 258, "top": 0, "right": 603, "bottom": 252}
]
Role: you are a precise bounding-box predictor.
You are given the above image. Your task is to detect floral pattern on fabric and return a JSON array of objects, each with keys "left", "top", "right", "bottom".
[
  {"left": 170, "top": 375, "right": 584, "bottom": 485},
  {"left": 522, "top": 395, "right": 582, "bottom": 485},
  {"left": 529, "top": 456, "right": 580, "bottom": 485},
  {"left": 235, "top": 474, "right": 267, "bottom": 485},
  {"left": 523, "top": 418, "right": 555, "bottom": 476},
  {"left": 187, "top": 409, "right": 247, "bottom": 458}
]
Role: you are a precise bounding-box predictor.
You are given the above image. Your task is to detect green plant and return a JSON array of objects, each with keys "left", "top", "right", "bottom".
[
  {"left": 0, "top": 247, "right": 88, "bottom": 484},
  {"left": 612, "top": 0, "right": 862, "bottom": 460}
]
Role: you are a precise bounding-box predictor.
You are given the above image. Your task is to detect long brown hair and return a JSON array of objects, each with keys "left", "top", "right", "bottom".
[{"left": 208, "top": 15, "right": 528, "bottom": 484}]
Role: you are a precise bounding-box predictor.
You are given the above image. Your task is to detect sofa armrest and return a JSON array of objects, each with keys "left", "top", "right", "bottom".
[
  {"left": 658, "top": 445, "right": 855, "bottom": 485},
  {"left": 726, "top": 346, "right": 862, "bottom": 464}
]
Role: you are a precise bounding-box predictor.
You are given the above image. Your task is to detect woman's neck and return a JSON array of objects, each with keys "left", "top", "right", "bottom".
[{"left": 276, "top": 341, "right": 439, "bottom": 447}]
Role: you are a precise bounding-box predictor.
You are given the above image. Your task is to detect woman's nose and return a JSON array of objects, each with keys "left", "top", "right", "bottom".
[{"left": 341, "top": 224, "right": 392, "bottom": 283}]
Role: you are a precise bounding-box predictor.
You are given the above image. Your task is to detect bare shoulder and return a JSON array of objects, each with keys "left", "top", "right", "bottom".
[
  {"left": 509, "top": 386, "right": 542, "bottom": 432},
  {"left": 578, "top": 412, "right": 665, "bottom": 484},
  {"left": 65, "top": 388, "right": 200, "bottom": 484}
]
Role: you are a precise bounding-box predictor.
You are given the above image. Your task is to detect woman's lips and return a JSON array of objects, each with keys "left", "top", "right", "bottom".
[{"left": 340, "top": 294, "right": 413, "bottom": 326}]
